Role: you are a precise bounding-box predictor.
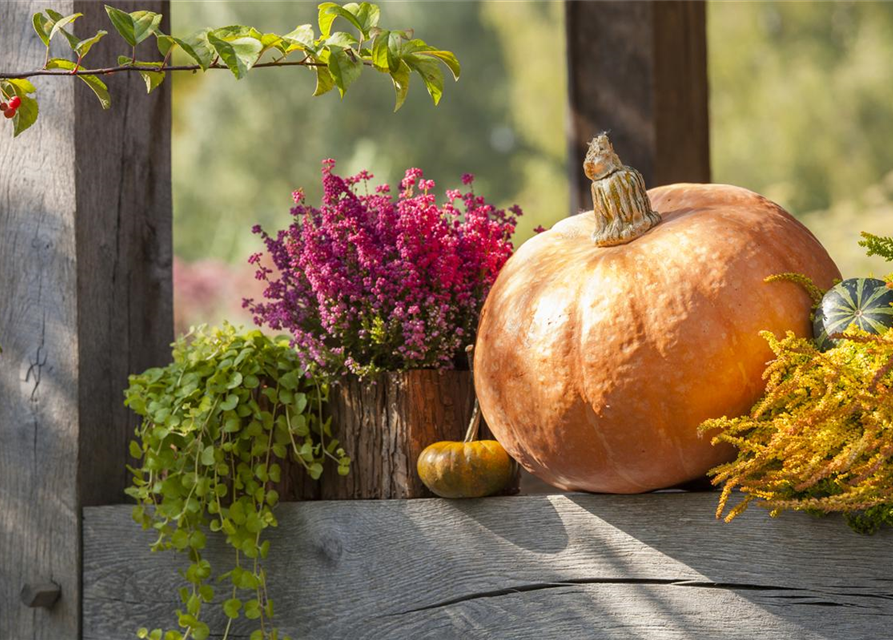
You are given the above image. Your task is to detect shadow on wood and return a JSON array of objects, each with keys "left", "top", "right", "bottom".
[{"left": 84, "top": 494, "right": 892, "bottom": 639}]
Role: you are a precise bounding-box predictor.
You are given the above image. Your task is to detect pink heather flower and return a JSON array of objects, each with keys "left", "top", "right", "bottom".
[
  {"left": 534, "top": 225, "right": 547, "bottom": 234},
  {"left": 246, "top": 161, "right": 521, "bottom": 378},
  {"left": 461, "top": 173, "right": 474, "bottom": 186}
]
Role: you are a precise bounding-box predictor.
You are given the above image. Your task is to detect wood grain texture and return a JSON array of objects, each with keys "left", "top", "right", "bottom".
[
  {"left": 1, "top": 3, "right": 80, "bottom": 638},
  {"left": 84, "top": 493, "right": 893, "bottom": 639},
  {"left": 565, "top": 1, "right": 709, "bottom": 214},
  {"left": 0, "top": 3, "right": 171, "bottom": 638},
  {"left": 73, "top": 0, "right": 173, "bottom": 508},
  {"left": 324, "top": 371, "right": 517, "bottom": 499}
]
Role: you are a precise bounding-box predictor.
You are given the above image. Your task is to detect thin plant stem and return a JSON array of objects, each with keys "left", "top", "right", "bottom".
[{"left": 0, "top": 58, "right": 369, "bottom": 80}]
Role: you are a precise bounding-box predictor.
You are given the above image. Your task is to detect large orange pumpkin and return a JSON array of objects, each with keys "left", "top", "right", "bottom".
[{"left": 474, "top": 134, "right": 840, "bottom": 494}]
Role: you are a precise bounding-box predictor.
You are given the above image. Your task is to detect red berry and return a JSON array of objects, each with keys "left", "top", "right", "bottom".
[
  {"left": 0, "top": 103, "right": 6, "bottom": 111},
  {"left": 3, "top": 108, "right": 15, "bottom": 119},
  {"left": 8, "top": 96, "right": 21, "bottom": 110}
]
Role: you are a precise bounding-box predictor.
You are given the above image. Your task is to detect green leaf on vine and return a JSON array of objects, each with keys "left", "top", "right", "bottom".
[
  {"left": 318, "top": 3, "right": 358, "bottom": 38},
  {"left": 400, "top": 39, "right": 460, "bottom": 80},
  {"left": 415, "top": 49, "right": 460, "bottom": 80},
  {"left": 350, "top": 2, "right": 381, "bottom": 35},
  {"left": 131, "top": 10, "right": 163, "bottom": 44},
  {"left": 371, "top": 29, "right": 389, "bottom": 70},
  {"left": 257, "top": 32, "right": 283, "bottom": 54},
  {"left": 313, "top": 65, "right": 336, "bottom": 96},
  {"left": 174, "top": 30, "right": 214, "bottom": 70},
  {"left": 4, "top": 79, "right": 36, "bottom": 95},
  {"left": 387, "top": 30, "right": 408, "bottom": 72},
  {"left": 211, "top": 25, "right": 260, "bottom": 40},
  {"left": 280, "top": 24, "right": 315, "bottom": 53},
  {"left": 223, "top": 598, "right": 242, "bottom": 619},
  {"left": 6, "top": 1, "right": 459, "bottom": 141},
  {"left": 404, "top": 53, "right": 443, "bottom": 105},
  {"left": 105, "top": 6, "right": 136, "bottom": 46},
  {"left": 32, "top": 12, "right": 51, "bottom": 47},
  {"left": 389, "top": 59, "right": 411, "bottom": 111},
  {"left": 105, "top": 6, "right": 162, "bottom": 47},
  {"left": 200, "top": 445, "right": 216, "bottom": 466},
  {"left": 325, "top": 31, "right": 358, "bottom": 49},
  {"left": 208, "top": 33, "right": 263, "bottom": 79},
  {"left": 244, "top": 599, "right": 262, "bottom": 620},
  {"left": 47, "top": 11, "right": 82, "bottom": 44},
  {"left": 327, "top": 49, "right": 361, "bottom": 97},
  {"left": 45, "top": 9, "right": 82, "bottom": 50},
  {"left": 155, "top": 32, "right": 175, "bottom": 57},
  {"left": 118, "top": 57, "right": 165, "bottom": 93},
  {"left": 46, "top": 59, "right": 111, "bottom": 109},
  {"left": 319, "top": 2, "right": 379, "bottom": 39},
  {"left": 74, "top": 30, "right": 108, "bottom": 58},
  {"left": 191, "top": 623, "right": 210, "bottom": 640}
]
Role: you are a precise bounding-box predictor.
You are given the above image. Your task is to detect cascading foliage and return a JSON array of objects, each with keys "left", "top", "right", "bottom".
[{"left": 126, "top": 324, "right": 347, "bottom": 640}]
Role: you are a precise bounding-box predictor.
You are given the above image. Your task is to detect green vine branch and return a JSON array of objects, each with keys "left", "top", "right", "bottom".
[
  {"left": 0, "top": 59, "right": 333, "bottom": 79},
  {"left": 0, "top": 2, "right": 461, "bottom": 137}
]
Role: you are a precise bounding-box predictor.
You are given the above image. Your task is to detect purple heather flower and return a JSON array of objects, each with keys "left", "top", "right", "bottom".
[{"left": 245, "top": 161, "right": 521, "bottom": 378}]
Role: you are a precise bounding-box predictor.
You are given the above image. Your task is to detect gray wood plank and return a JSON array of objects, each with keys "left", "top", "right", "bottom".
[
  {"left": 1, "top": 3, "right": 80, "bottom": 639},
  {"left": 84, "top": 494, "right": 893, "bottom": 639},
  {"left": 0, "top": 3, "right": 171, "bottom": 638},
  {"left": 565, "top": 1, "right": 710, "bottom": 214}
]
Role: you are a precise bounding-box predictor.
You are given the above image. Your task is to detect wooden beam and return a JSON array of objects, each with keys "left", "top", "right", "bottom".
[
  {"left": 73, "top": 0, "right": 173, "bottom": 508},
  {"left": 0, "top": 3, "right": 171, "bottom": 638},
  {"left": 565, "top": 0, "right": 710, "bottom": 214},
  {"left": 84, "top": 494, "right": 893, "bottom": 639}
]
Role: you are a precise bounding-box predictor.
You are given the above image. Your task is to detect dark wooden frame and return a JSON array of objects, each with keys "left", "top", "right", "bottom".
[
  {"left": 0, "top": 2, "right": 171, "bottom": 638},
  {"left": 565, "top": 1, "right": 710, "bottom": 213},
  {"left": 0, "top": 2, "right": 718, "bottom": 638}
]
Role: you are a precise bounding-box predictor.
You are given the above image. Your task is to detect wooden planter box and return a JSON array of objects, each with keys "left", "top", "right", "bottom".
[
  {"left": 277, "top": 370, "right": 519, "bottom": 501},
  {"left": 321, "top": 370, "right": 518, "bottom": 499}
]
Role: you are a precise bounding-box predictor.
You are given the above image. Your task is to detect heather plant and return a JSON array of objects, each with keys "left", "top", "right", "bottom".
[
  {"left": 701, "top": 329, "right": 893, "bottom": 534},
  {"left": 246, "top": 161, "right": 520, "bottom": 378},
  {"left": 702, "top": 232, "right": 893, "bottom": 534}
]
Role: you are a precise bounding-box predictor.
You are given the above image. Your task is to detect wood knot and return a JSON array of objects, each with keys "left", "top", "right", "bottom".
[
  {"left": 21, "top": 582, "right": 61, "bottom": 609},
  {"left": 317, "top": 533, "right": 343, "bottom": 565}
]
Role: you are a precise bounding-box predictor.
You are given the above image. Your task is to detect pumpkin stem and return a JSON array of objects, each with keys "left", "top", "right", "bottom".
[
  {"left": 464, "top": 343, "right": 482, "bottom": 443},
  {"left": 584, "top": 133, "right": 662, "bottom": 247},
  {"left": 464, "top": 400, "right": 482, "bottom": 443}
]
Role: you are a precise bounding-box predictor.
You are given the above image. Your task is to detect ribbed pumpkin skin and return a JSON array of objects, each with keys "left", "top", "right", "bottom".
[
  {"left": 474, "top": 184, "right": 841, "bottom": 494},
  {"left": 417, "top": 440, "right": 515, "bottom": 498},
  {"left": 816, "top": 278, "right": 893, "bottom": 348}
]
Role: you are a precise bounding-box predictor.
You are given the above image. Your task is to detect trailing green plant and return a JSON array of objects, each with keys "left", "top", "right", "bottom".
[
  {"left": 125, "top": 323, "right": 349, "bottom": 640},
  {"left": 0, "top": 2, "right": 460, "bottom": 137}
]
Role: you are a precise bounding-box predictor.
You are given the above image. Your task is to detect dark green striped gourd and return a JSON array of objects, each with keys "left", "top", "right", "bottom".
[{"left": 813, "top": 277, "right": 893, "bottom": 350}]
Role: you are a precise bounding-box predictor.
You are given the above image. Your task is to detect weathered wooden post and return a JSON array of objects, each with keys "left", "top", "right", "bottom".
[
  {"left": 0, "top": 2, "right": 171, "bottom": 638},
  {"left": 565, "top": 0, "right": 710, "bottom": 213}
]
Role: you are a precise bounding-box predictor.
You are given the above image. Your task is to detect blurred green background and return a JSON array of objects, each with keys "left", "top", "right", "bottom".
[{"left": 171, "top": 1, "right": 893, "bottom": 332}]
